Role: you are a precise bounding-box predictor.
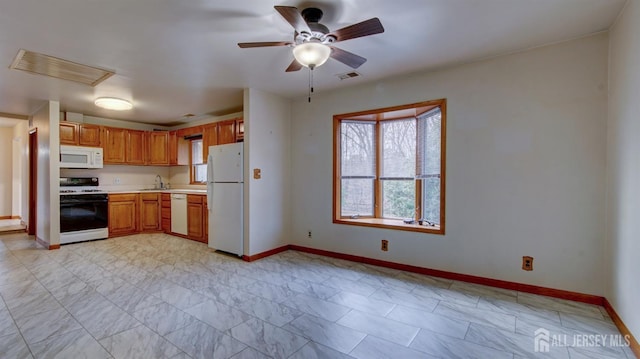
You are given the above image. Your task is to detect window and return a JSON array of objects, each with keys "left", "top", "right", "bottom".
[
  {"left": 334, "top": 99, "right": 446, "bottom": 234},
  {"left": 190, "top": 138, "right": 206, "bottom": 184}
]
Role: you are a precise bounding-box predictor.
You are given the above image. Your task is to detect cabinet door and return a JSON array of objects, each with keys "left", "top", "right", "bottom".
[
  {"left": 140, "top": 194, "right": 160, "bottom": 231},
  {"left": 148, "top": 131, "right": 169, "bottom": 165},
  {"left": 108, "top": 194, "right": 138, "bottom": 236},
  {"left": 60, "top": 122, "right": 79, "bottom": 145},
  {"left": 126, "top": 130, "right": 146, "bottom": 165},
  {"left": 78, "top": 124, "right": 101, "bottom": 147},
  {"left": 187, "top": 195, "right": 204, "bottom": 242},
  {"left": 202, "top": 124, "right": 218, "bottom": 163},
  {"left": 168, "top": 131, "right": 178, "bottom": 165},
  {"left": 235, "top": 119, "right": 244, "bottom": 142},
  {"left": 218, "top": 120, "right": 236, "bottom": 145},
  {"left": 161, "top": 193, "right": 171, "bottom": 233},
  {"left": 104, "top": 127, "right": 126, "bottom": 164}
]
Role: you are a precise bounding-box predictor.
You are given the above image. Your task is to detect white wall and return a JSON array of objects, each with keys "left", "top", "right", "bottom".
[
  {"left": 291, "top": 34, "right": 609, "bottom": 295},
  {"left": 61, "top": 166, "right": 171, "bottom": 191},
  {"left": 32, "top": 101, "right": 60, "bottom": 246},
  {"left": 12, "top": 121, "right": 28, "bottom": 220},
  {"left": 605, "top": 0, "right": 640, "bottom": 341},
  {"left": 0, "top": 127, "right": 13, "bottom": 216},
  {"left": 244, "top": 88, "right": 292, "bottom": 256}
]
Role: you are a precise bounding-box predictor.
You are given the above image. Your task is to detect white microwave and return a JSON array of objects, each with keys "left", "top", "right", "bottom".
[{"left": 60, "top": 145, "right": 104, "bottom": 168}]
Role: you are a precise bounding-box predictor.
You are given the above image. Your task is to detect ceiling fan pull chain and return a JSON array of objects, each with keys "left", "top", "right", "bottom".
[{"left": 308, "top": 67, "right": 312, "bottom": 102}]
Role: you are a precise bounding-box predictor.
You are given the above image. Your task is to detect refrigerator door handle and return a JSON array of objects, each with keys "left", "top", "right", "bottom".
[
  {"left": 206, "top": 154, "right": 214, "bottom": 210},
  {"left": 206, "top": 182, "right": 213, "bottom": 210}
]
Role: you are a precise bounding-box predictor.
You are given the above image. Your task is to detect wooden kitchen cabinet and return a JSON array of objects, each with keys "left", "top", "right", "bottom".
[
  {"left": 202, "top": 123, "right": 218, "bottom": 163},
  {"left": 60, "top": 122, "right": 102, "bottom": 147},
  {"left": 148, "top": 131, "right": 169, "bottom": 165},
  {"left": 104, "top": 127, "right": 127, "bottom": 164},
  {"left": 161, "top": 193, "right": 171, "bottom": 232},
  {"left": 218, "top": 119, "right": 236, "bottom": 145},
  {"left": 59, "top": 122, "right": 79, "bottom": 145},
  {"left": 126, "top": 130, "right": 146, "bottom": 165},
  {"left": 176, "top": 126, "right": 202, "bottom": 138},
  {"left": 78, "top": 123, "right": 101, "bottom": 147},
  {"left": 187, "top": 194, "right": 205, "bottom": 243},
  {"left": 108, "top": 193, "right": 138, "bottom": 236},
  {"left": 168, "top": 131, "right": 178, "bottom": 165},
  {"left": 168, "top": 130, "right": 189, "bottom": 166},
  {"left": 140, "top": 193, "right": 161, "bottom": 232},
  {"left": 235, "top": 119, "right": 244, "bottom": 142}
]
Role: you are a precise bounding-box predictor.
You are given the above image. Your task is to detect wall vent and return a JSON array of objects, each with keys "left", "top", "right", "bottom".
[
  {"left": 336, "top": 71, "right": 361, "bottom": 80},
  {"left": 10, "top": 49, "right": 115, "bottom": 86}
]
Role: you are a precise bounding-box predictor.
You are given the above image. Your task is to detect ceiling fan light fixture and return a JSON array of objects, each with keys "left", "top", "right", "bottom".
[
  {"left": 292, "top": 42, "right": 331, "bottom": 69},
  {"left": 94, "top": 97, "right": 133, "bottom": 111}
]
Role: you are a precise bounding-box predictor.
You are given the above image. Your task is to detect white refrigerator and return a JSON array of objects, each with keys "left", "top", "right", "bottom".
[{"left": 207, "top": 142, "right": 244, "bottom": 257}]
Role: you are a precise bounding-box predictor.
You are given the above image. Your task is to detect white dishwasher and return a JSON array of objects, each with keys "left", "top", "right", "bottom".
[{"left": 170, "top": 193, "right": 188, "bottom": 235}]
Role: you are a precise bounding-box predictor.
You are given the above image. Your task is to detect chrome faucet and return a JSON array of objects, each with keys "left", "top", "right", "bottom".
[{"left": 155, "top": 174, "right": 164, "bottom": 189}]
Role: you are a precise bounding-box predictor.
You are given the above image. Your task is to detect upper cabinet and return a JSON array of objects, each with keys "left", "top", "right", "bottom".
[
  {"left": 79, "top": 124, "right": 101, "bottom": 147},
  {"left": 148, "top": 131, "right": 169, "bottom": 165},
  {"left": 59, "top": 122, "right": 101, "bottom": 147},
  {"left": 218, "top": 119, "right": 236, "bottom": 145},
  {"left": 202, "top": 123, "right": 218, "bottom": 163},
  {"left": 104, "top": 127, "right": 127, "bottom": 164},
  {"left": 126, "top": 130, "right": 146, "bottom": 165},
  {"left": 236, "top": 119, "right": 244, "bottom": 142},
  {"left": 59, "top": 122, "right": 78, "bottom": 145},
  {"left": 60, "top": 117, "right": 243, "bottom": 166}
]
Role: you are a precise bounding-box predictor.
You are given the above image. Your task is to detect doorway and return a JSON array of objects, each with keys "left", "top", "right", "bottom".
[{"left": 28, "top": 129, "right": 37, "bottom": 236}]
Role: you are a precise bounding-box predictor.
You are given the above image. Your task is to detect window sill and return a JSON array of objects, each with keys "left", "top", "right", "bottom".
[{"left": 334, "top": 218, "right": 444, "bottom": 235}]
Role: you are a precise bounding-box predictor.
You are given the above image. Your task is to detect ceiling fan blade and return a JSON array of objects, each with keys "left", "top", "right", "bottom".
[
  {"left": 285, "top": 59, "right": 302, "bottom": 72},
  {"left": 274, "top": 6, "right": 311, "bottom": 34},
  {"left": 329, "top": 18, "right": 384, "bottom": 42},
  {"left": 237, "top": 41, "right": 292, "bottom": 48},
  {"left": 330, "top": 46, "right": 367, "bottom": 68}
]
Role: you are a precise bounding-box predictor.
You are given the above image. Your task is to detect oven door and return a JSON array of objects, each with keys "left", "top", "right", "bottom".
[{"left": 60, "top": 194, "right": 108, "bottom": 233}]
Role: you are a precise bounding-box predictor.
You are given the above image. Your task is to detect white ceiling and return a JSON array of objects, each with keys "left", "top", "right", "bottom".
[{"left": 0, "top": 0, "right": 626, "bottom": 125}]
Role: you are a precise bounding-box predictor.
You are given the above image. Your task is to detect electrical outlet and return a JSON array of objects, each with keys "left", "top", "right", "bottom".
[
  {"left": 381, "top": 239, "right": 389, "bottom": 251},
  {"left": 114, "top": 177, "right": 121, "bottom": 185},
  {"left": 307, "top": 231, "right": 312, "bottom": 238},
  {"left": 522, "top": 256, "right": 534, "bottom": 271}
]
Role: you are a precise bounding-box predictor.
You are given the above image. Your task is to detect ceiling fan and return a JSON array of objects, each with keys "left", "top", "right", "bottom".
[{"left": 238, "top": 6, "right": 384, "bottom": 72}]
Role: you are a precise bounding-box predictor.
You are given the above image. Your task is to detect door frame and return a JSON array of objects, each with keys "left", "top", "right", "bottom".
[{"left": 28, "top": 128, "right": 37, "bottom": 236}]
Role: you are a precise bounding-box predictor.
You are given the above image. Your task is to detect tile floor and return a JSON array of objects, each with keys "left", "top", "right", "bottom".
[{"left": 0, "top": 232, "right": 634, "bottom": 359}]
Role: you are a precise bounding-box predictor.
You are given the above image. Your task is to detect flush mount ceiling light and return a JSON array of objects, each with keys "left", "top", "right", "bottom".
[
  {"left": 292, "top": 41, "right": 331, "bottom": 70},
  {"left": 94, "top": 97, "right": 132, "bottom": 111}
]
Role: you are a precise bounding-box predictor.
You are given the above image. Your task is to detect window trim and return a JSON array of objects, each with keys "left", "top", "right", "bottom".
[
  {"left": 189, "top": 138, "right": 206, "bottom": 184},
  {"left": 333, "top": 99, "right": 446, "bottom": 235}
]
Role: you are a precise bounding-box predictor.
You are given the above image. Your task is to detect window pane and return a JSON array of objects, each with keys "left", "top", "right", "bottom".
[
  {"left": 341, "top": 178, "right": 374, "bottom": 216},
  {"left": 422, "top": 177, "right": 440, "bottom": 224},
  {"left": 417, "top": 108, "right": 441, "bottom": 177},
  {"left": 382, "top": 180, "right": 415, "bottom": 219},
  {"left": 341, "top": 121, "right": 375, "bottom": 177},
  {"left": 194, "top": 164, "right": 207, "bottom": 183},
  {"left": 381, "top": 119, "right": 416, "bottom": 178},
  {"left": 192, "top": 139, "right": 203, "bottom": 164}
]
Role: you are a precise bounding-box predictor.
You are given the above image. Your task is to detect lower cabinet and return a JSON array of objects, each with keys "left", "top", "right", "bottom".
[
  {"left": 187, "top": 194, "right": 205, "bottom": 243},
  {"left": 108, "top": 194, "right": 139, "bottom": 236},
  {"left": 161, "top": 193, "right": 171, "bottom": 232},
  {"left": 110, "top": 192, "right": 207, "bottom": 241},
  {"left": 140, "top": 193, "right": 161, "bottom": 232}
]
